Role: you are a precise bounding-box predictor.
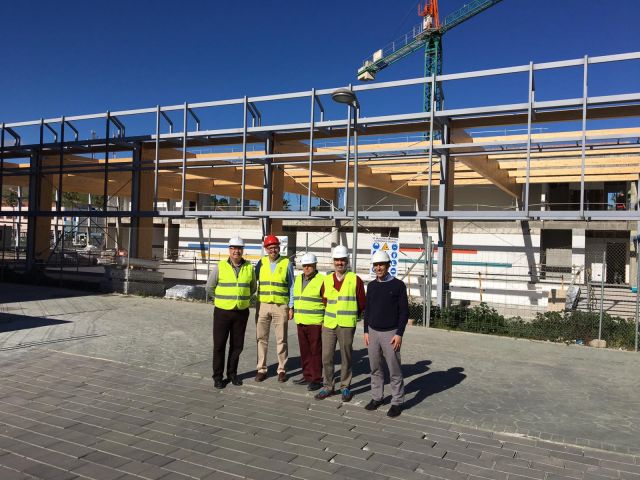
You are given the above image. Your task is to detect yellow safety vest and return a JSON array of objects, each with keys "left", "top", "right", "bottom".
[
  {"left": 293, "top": 273, "right": 325, "bottom": 325},
  {"left": 323, "top": 272, "right": 359, "bottom": 329},
  {"left": 214, "top": 260, "right": 254, "bottom": 310},
  {"left": 258, "top": 256, "right": 290, "bottom": 304}
]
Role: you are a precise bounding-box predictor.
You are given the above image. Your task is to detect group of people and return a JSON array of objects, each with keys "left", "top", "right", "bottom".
[{"left": 205, "top": 234, "right": 409, "bottom": 417}]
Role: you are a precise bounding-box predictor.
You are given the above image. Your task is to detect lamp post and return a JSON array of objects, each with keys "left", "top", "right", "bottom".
[{"left": 332, "top": 88, "right": 360, "bottom": 271}]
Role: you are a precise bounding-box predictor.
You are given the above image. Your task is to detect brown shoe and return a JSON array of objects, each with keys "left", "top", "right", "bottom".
[
  {"left": 255, "top": 372, "right": 267, "bottom": 382},
  {"left": 277, "top": 372, "right": 287, "bottom": 383}
]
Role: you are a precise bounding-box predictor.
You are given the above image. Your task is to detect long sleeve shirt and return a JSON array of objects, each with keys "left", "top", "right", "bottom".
[
  {"left": 322, "top": 272, "right": 366, "bottom": 316},
  {"left": 205, "top": 258, "right": 257, "bottom": 298},
  {"left": 364, "top": 273, "right": 409, "bottom": 336},
  {"left": 254, "top": 256, "right": 295, "bottom": 308}
]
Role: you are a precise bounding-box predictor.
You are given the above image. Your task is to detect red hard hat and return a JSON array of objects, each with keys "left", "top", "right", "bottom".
[{"left": 263, "top": 235, "right": 280, "bottom": 248}]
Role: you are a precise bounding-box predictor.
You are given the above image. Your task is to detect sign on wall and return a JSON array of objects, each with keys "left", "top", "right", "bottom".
[{"left": 370, "top": 236, "right": 400, "bottom": 279}]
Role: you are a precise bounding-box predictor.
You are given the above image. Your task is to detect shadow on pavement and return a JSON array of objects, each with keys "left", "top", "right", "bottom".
[
  {"left": 351, "top": 358, "right": 433, "bottom": 396},
  {"left": 403, "top": 366, "right": 467, "bottom": 409},
  {"left": 0, "top": 283, "right": 96, "bottom": 302},
  {"left": 0, "top": 313, "right": 71, "bottom": 333}
]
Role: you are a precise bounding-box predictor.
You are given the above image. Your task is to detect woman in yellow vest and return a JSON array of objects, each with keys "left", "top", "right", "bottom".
[
  {"left": 205, "top": 236, "right": 256, "bottom": 389},
  {"left": 315, "top": 245, "right": 366, "bottom": 402},
  {"left": 292, "top": 253, "right": 324, "bottom": 391}
]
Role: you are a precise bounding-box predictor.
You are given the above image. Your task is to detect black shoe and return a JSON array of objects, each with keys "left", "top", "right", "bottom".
[
  {"left": 307, "top": 382, "right": 322, "bottom": 391},
  {"left": 213, "top": 379, "right": 224, "bottom": 389},
  {"left": 227, "top": 375, "right": 242, "bottom": 386},
  {"left": 293, "top": 378, "right": 309, "bottom": 385},
  {"left": 387, "top": 405, "right": 402, "bottom": 418},
  {"left": 364, "top": 399, "right": 384, "bottom": 411}
]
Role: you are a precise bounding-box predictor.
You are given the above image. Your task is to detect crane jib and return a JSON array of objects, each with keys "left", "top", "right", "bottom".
[{"left": 357, "top": 0, "right": 504, "bottom": 79}]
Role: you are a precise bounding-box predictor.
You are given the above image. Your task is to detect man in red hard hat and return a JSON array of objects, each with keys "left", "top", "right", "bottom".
[{"left": 254, "top": 234, "right": 295, "bottom": 382}]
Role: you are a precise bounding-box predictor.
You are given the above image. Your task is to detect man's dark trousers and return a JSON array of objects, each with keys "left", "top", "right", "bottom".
[
  {"left": 296, "top": 324, "right": 322, "bottom": 383},
  {"left": 212, "top": 307, "right": 250, "bottom": 381}
]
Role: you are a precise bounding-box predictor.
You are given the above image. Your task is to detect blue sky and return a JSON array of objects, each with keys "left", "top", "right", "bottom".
[{"left": 1, "top": 0, "right": 638, "bottom": 125}]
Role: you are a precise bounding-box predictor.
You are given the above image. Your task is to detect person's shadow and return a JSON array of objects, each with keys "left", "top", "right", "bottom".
[
  {"left": 403, "top": 367, "right": 466, "bottom": 409},
  {"left": 350, "top": 358, "right": 432, "bottom": 395}
]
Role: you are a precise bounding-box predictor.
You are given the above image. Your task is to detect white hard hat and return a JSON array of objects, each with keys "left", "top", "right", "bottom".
[
  {"left": 332, "top": 245, "right": 349, "bottom": 259},
  {"left": 300, "top": 253, "right": 318, "bottom": 265},
  {"left": 371, "top": 250, "right": 391, "bottom": 263},
  {"left": 228, "top": 236, "right": 245, "bottom": 247}
]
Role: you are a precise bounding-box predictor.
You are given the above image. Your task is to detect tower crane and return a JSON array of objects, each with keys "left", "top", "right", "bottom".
[{"left": 357, "top": 0, "right": 504, "bottom": 112}]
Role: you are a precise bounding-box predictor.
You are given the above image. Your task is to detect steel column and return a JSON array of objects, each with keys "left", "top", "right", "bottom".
[
  {"left": 181, "top": 102, "right": 188, "bottom": 215},
  {"left": 352, "top": 107, "right": 359, "bottom": 271},
  {"left": 104, "top": 112, "right": 110, "bottom": 211},
  {"left": 0, "top": 124, "right": 4, "bottom": 211},
  {"left": 524, "top": 62, "right": 534, "bottom": 214},
  {"left": 240, "top": 96, "right": 248, "bottom": 215},
  {"left": 57, "top": 117, "right": 65, "bottom": 213},
  {"left": 579, "top": 55, "right": 589, "bottom": 215},
  {"left": 261, "top": 135, "right": 274, "bottom": 237},
  {"left": 436, "top": 123, "right": 451, "bottom": 308},
  {"left": 307, "top": 88, "right": 316, "bottom": 215},
  {"left": 154, "top": 105, "right": 160, "bottom": 211}
]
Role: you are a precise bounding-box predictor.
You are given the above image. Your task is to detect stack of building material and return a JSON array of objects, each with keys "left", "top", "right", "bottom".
[{"left": 101, "top": 257, "right": 165, "bottom": 296}]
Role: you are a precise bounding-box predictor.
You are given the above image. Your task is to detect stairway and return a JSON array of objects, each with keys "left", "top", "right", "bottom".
[{"left": 576, "top": 284, "right": 639, "bottom": 319}]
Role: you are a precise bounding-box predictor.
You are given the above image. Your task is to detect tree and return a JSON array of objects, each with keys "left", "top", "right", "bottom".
[{"left": 5, "top": 188, "right": 19, "bottom": 207}]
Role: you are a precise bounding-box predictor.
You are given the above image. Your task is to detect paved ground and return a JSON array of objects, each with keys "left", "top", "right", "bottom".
[{"left": 1, "top": 283, "right": 640, "bottom": 480}]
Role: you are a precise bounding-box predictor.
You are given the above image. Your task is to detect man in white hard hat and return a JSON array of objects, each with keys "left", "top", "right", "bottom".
[
  {"left": 363, "top": 250, "right": 408, "bottom": 417},
  {"left": 205, "top": 236, "right": 256, "bottom": 389},
  {"left": 315, "top": 245, "right": 366, "bottom": 402},
  {"left": 292, "top": 252, "right": 324, "bottom": 391}
]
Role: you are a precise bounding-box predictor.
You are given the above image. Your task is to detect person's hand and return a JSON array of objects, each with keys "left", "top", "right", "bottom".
[
  {"left": 288, "top": 308, "right": 294, "bottom": 321},
  {"left": 390, "top": 335, "right": 402, "bottom": 352},
  {"left": 363, "top": 333, "right": 369, "bottom": 346}
]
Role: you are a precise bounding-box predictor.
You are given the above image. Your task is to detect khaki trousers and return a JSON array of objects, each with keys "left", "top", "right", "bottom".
[
  {"left": 256, "top": 302, "right": 289, "bottom": 374},
  {"left": 321, "top": 325, "right": 355, "bottom": 390}
]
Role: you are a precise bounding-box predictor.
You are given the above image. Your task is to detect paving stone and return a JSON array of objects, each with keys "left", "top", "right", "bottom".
[
  {"left": 161, "top": 459, "right": 216, "bottom": 478},
  {"left": 549, "top": 450, "right": 601, "bottom": 467},
  {"left": 415, "top": 462, "right": 469, "bottom": 480},
  {"left": 289, "top": 465, "right": 348, "bottom": 480},
  {"left": 324, "top": 443, "right": 373, "bottom": 460},
  {"left": 130, "top": 439, "right": 180, "bottom": 456},
  {"left": 528, "top": 461, "right": 584, "bottom": 479},
  {"left": 492, "top": 461, "right": 547, "bottom": 479},
  {"left": 72, "top": 461, "right": 128, "bottom": 480},
  {"left": 444, "top": 450, "right": 495, "bottom": 469},
  {"left": 599, "top": 459, "right": 640, "bottom": 474},
  {"left": 37, "top": 450, "right": 89, "bottom": 471},
  {"left": 81, "top": 450, "right": 131, "bottom": 468},
  {"left": 22, "top": 462, "right": 78, "bottom": 480},
  {"left": 0, "top": 465, "right": 31, "bottom": 480},
  {"left": 375, "top": 463, "right": 437, "bottom": 480},
  {"left": 456, "top": 459, "right": 513, "bottom": 480},
  {"left": 333, "top": 465, "right": 390, "bottom": 480},
  {"left": 0, "top": 453, "right": 44, "bottom": 472}
]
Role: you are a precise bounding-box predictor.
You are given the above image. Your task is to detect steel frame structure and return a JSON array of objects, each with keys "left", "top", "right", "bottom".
[{"left": 1, "top": 51, "right": 640, "bottom": 301}]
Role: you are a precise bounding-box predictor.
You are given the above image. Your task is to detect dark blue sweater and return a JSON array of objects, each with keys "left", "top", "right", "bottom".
[{"left": 364, "top": 276, "right": 409, "bottom": 337}]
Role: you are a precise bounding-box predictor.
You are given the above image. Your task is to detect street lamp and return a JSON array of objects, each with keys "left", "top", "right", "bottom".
[{"left": 332, "top": 88, "right": 360, "bottom": 271}]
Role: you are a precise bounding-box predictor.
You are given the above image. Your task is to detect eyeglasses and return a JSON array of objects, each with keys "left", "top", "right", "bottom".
[{"left": 372, "top": 263, "right": 388, "bottom": 267}]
